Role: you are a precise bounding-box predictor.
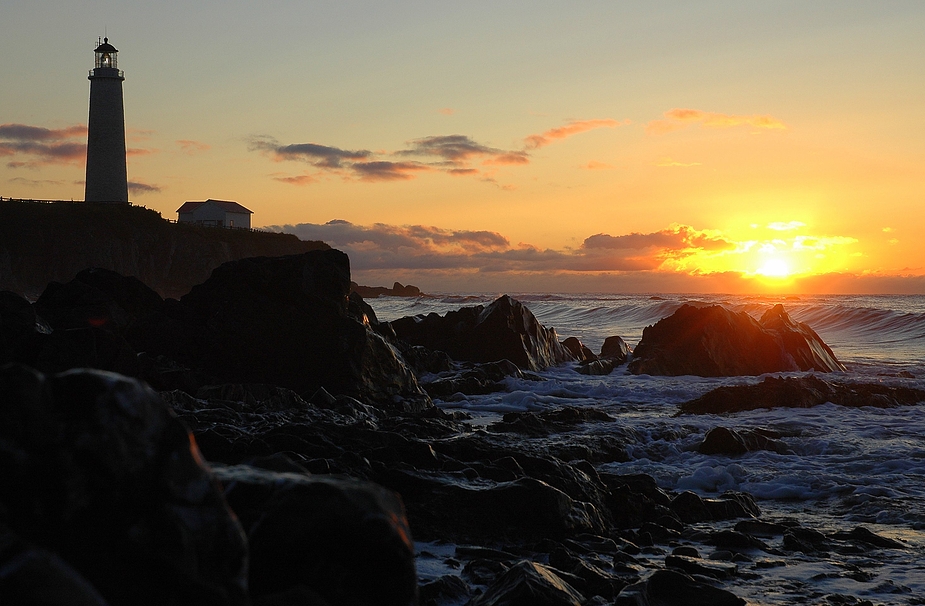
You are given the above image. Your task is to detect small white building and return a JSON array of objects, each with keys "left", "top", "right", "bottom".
[{"left": 176, "top": 199, "right": 253, "bottom": 229}]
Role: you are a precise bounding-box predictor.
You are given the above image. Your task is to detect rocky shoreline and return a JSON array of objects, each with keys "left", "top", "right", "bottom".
[{"left": 2, "top": 251, "right": 922, "bottom": 605}]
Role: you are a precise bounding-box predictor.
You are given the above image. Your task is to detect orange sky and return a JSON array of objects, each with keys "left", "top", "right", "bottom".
[{"left": 2, "top": 2, "right": 923, "bottom": 293}]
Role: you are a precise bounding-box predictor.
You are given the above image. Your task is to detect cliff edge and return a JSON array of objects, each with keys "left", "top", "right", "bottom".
[{"left": 0, "top": 200, "right": 328, "bottom": 298}]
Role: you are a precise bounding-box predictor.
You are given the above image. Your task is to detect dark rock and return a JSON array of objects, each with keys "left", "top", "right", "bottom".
[
  {"left": 831, "top": 526, "right": 905, "bottom": 549},
  {"left": 699, "top": 426, "right": 792, "bottom": 455},
  {"left": 680, "top": 375, "right": 925, "bottom": 414},
  {"left": 418, "top": 574, "right": 471, "bottom": 606},
  {"left": 388, "top": 295, "right": 572, "bottom": 371},
  {"left": 140, "top": 251, "right": 430, "bottom": 411},
  {"left": 600, "top": 336, "right": 630, "bottom": 363},
  {"left": 0, "top": 364, "right": 249, "bottom": 605},
  {"left": 577, "top": 358, "right": 618, "bottom": 376},
  {"left": 0, "top": 290, "right": 43, "bottom": 364},
  {"left": 490, "top": 406, "right": 615, "bottom": 438},
  {"left": 350, "top": 281, "right": 422, "bottom": 298},
  {"left": 671, "top": 546, "right": 700, "bottom": 558},
  {"left": 733, "top": 520, "right": 789, "bottom": 538},
  {"left": 671, "top": 491, "right": 759, "bottom": 524},
  {"left": 32, "top": 327, "right": 140, "bottom": 377},
  {"left": 468, "top": 560, "right": 585, "bottom": 606},
  {"left": 213, "top": 464, "right": 417, "bottom": 606},
  {"left": 628, "top": 304, "right": 844, "bottom": 376},
  {"left": 759, "top": 304, "right": 845, "bottom": 373},
  {"left": 665, "top": 554, "right": 737, "bottom": 579},
  {"left": 615, "top": 569, "right": 745, "bottom": 606},
  {"left": 783, "top": 527, "right": 831, "bottom": 553},
  {"left": 705, "top": 530, "right": 768, "bottom": 551},
  {"left": 423, "top": 359, "right": 525, "bottom": 398},
  {"left": 562, "top": 337, "right": 595, "bottom": 362},
  {"left": 34, "top": 267, "right": 164, "bottom": 334},
  {"left": 0, "top": 529, "right": 111, "bottom": 606}
]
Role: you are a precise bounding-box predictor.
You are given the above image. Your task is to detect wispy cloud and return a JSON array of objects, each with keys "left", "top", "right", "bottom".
[
  {"left": 0, "top": 123, "right": 87, "bottom": 167},
  {"left": 767, "top": 221, "right": 805, "bottom": 231},
  {"left": 584, "top": 160, "right": 615, "bottom": 170},
  {"left": 250, "top": 117, "right": 622, "bottom": 186},
  {"left": 655, "top": 157, "right": 701, "bottom": 167},
  {"left": 524, "top": 119, "right": 621, "bottom": 149},
  {"left": 439, "top": 108, "right": 455, "bottom": 116},
  {"left": 128, "top": 180, "right": 161, "bottom": 195},
  {"left": 177, "top": 140, "right": 210, "bottom": 155},
  {"left": 646, "top": 108, "right": 786, "bottom": 135}
]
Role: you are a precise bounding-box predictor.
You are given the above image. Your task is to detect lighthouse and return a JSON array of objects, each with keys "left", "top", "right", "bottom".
[{"left": 84, "top": 38, "right": 128, "bottom": 204}]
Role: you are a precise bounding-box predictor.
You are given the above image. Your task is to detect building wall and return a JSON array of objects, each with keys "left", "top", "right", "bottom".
[{"left": 225, "top": 212, "right": 251, "bottom": 229}]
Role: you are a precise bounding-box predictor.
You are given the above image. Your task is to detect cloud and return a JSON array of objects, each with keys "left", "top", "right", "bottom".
[
  {"left": 399, "top": 135, "right": 510, "bottom": 164},
  {"left": 655, "top": 157, "right": 701, "bottom": 167},
  {"left": 439, "top": 108, "right": 455, "bottom": 116},
  {"left": 0, "top": 123, "right": 88, "bottom": 167},
  {"left": 767, "top": 221, "right": 805, "bottom": 231},
  {"left": 248, "top": 136, "right": 372, "bottom": 169},
  {"left": 8, "top": 177, "right": 66, "bottom": 187},
  {"left": 266, "top": 220, "right": 735, "bottom": 275},
  {"left": 525, "top": 119, "right": 620, "bottom": 149},
  {"left": 127, "top": 147, "right": 156, "bottom": 157},
  {"left": 646, "top": 108, "right": 787, "bottom": 135},
  {"left": 352, "top": 161, "right": 431, "bottom": 182},
  {"left": 272, "top": 172, "right": 318, "bottom": 185},
  {"left": 177, "top": 140, "right": 210, "bottom": 154},
  {"left": 583, "top": 225, "right": 735, "bottom": 253},
  {"left": 584, "top": 160, "right": 615, "bottom": 170},
  {"left": 128, "top": 181, "right": 161, "bottom": 195}
]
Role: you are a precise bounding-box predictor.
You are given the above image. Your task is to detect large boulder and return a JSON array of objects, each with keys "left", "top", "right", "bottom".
[
  {"left": 0, "top": 364, "right": 249, "bottom": 605},
  {"left": 213, "top": 462, "right": 417, "bottom": 606},
  {"left": 388, "top": 295, "right": 573, "bottom": 371},
  {"left": 628, "top": 304, "right": 844, "bottom": 376},
  {"left": 134, "top": 250, "right": 430, "bottom": 411},
  {"left": 468, "top": 560, "right": 585, "bottom": 606}
]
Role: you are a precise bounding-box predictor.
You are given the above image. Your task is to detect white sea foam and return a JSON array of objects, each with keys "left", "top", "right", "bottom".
[{"left": 370, "top": 293, "right": 925, "bottom": 604}]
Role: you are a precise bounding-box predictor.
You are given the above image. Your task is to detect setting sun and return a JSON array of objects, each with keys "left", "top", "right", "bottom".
[{"left": 757, "top": 258, "right": 792, "bottom": 278}]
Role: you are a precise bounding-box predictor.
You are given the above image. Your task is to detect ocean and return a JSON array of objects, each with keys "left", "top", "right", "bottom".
[{"left": 370, "top": 293, "right": 925, "bottom": 605}]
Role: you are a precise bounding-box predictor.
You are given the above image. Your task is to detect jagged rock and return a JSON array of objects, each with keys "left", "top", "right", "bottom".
[
  {"left": 34, "top": 267, "right": 164, "bottom": 335},
  {"left": 628, "top": 304, "right": 844, "bottom": 376},
  {"left": 680, "top": 375, "right": 925, "bottom": 414},
  {"left": 350, "top": 281, "right": 422, "bottom": 298},
  {"left": 831, "top": 527, "right": 905, "bottom": 550},
  {"left": 468, "top": 560, "right": 585, "bottom": 606},
  {"left": 422, "top": 359, "right": 525, "bottom": 398},
  {"left": 212, "top": 462, "right": 417, "bottom": 606},
  {"left": 698, "top": 427, "right": 792, "bottom": 455},
  {"left": 600, "top": 336, "right": 630, "bottom": 363},
  {"left": 135, "top": 250, "right": 430, "bottom": 411},
  {"left": 0, "top": 364, "right": 249, "bottom": 605},
  {"left": 615, "top": 569, "right": 745, "bottom": 606},
  {"left": 388, "top": 295, "right": 572, "bottom": 372},
  {"left": 577, "top": 358, "right": 618, "bottom": 376},
  {"left": 664, "top": 554, "right": 737, "bottom": 579},
  {"left": 669, "top": 491, "right": 759, "bottom": 524},
  {"left": 562, "top": 337, "right": 596, "bottom": 362}
]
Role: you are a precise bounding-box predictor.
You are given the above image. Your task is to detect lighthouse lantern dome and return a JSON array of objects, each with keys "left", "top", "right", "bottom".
[{"left": 94, "top": 38, "right": 119, "bottom": 70}]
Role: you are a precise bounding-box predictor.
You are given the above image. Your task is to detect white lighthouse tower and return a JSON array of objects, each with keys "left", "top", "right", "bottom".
[{"left": 84, "top": 38, "right": 128, "bottom": 204}]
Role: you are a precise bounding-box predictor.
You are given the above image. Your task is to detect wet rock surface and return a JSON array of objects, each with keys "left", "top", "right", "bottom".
[
  {"left": 680, "top": 375, "right": 925, "bottom": 414},
  {"left": 629, "top": 303, "right": 845, "bottom": 376},
  {"left": 388, "top": 294, "right": 574, "bottom": 371}
]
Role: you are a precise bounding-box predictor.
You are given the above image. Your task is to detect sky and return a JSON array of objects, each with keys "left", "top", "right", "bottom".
[{"left": 2, "top": 1, "right": 924, "bottom": 294}]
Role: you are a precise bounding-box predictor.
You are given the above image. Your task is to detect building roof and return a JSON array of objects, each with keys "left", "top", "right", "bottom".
[
  {"left": 94, "top": 38, "right": 118, "bottom": 53},
  {"left": 176, "top": 199, "right": 253, "bottom": 214}
]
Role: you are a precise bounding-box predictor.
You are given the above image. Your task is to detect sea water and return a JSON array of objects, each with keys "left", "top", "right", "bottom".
[{"left": 370, "top": 293, "right": 925, "bottom": 604}]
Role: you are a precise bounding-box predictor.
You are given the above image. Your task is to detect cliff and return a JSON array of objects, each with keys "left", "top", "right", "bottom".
[{"left": 0, "top": 200, "right": 328, "bottom": 298}]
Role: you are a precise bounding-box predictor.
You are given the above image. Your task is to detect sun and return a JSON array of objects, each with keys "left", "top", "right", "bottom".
[{"left": 756, "top": 257, "right": 791, "bottom": 278}]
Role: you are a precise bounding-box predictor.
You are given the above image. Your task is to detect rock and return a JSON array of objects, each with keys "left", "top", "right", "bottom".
[
  {"left": 350, "top": 281, "right": 422, "bottom": 298},
  {"left": 0, "top": 290, "right": 43, "bottom": 364},
  {"left": 562, "top": 337, "right": 595, "bottom": 362},
  {"left": 698, "top": 427, "right": 792, "bottom": 455},
  {"left": 759, "top": 304, "right": 845, "bottom": 373},
  {"left": 419, "top": 574, "right": 471, "bottom": 606},
  {"left": 136, "top": 251, "right": 430, "bottom": 411},
  {"left": 664, "top": 554, "right": 737, "bottom": 579},
  {"left": 600, "top": 336, "right": 630, "bottom": 363},
  {"left": 577, "top": 358, "right": 618, "bottom": 376},
  {"left": 615, "top": 569, "right": 745, "bottom": 606},
  {"left": 669, "top": 491, "right": 759, "bottom": 524},
  {"left": 831, "top": 526, "right": 906, "bottom": 550},
  {"left": 468, "top": 560, "right": 585, "bottom": 606},
  {"left": 0, "top": 529, "right": 111, "bottom": 606},
  {"left": 628, "top": 304, "right": 844, "bottom": 376},
  {"left": 680, "top": 375, "right": 925, "bottom": 414},
  {"left": 212, "top": 463, "right": 417, "bottom": 606},
  {"left": 783, "top": 527, "right": 831, "bottom": 553},
  {"left": 0, "top": 364, "right": 249, "bottom": 605},
  {"left": 388, "top": 295, "right": 572, "bottom": 371},
  {"left": 422, "top": 359, "right": 525, "bottom": 399}
]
